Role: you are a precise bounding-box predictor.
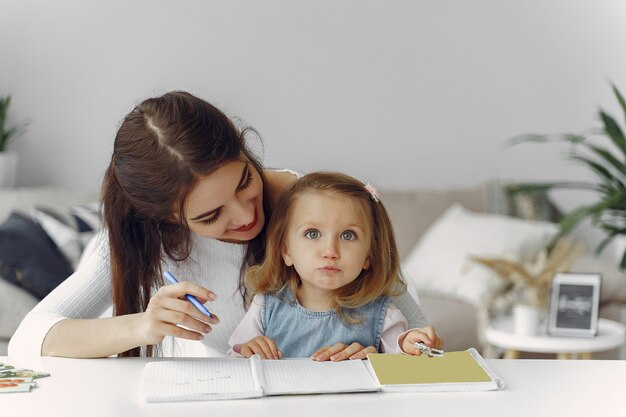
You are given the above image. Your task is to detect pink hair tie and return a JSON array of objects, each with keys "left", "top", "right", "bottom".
[{"left": 364, "top": 183, "right": 380, "bottom": 203}]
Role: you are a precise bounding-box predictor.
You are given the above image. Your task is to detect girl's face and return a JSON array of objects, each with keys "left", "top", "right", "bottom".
[
  {"left": 281, "top": 191, "right": 371, "bottom": 298},
  {"left": 182, "top": 159, "right": 265, "bottom": 242}
]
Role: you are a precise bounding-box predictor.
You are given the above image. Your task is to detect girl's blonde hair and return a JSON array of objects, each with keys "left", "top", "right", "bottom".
[{"left": 246, "top": 171, "right": 406, "bottom": 320}]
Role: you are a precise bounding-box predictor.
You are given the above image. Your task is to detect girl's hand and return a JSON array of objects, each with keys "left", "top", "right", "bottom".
[
  {"left": 401, "top": 326, "right": 443, "bottom": 356},
  {"left": 240, "top": 336, "right": 282, "bottom": 359},
  {"left": 140, "top": 281, "right": 219, "bottom": 345},
  {"left": 311, "top": 342, "right": 377, "bottom": 362}
]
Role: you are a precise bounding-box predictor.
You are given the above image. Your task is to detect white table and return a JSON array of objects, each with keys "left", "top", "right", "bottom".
[
  {"left": 485, "top": 317, "right": 625, "bottom": 359},
  {"left": 1, "top": 356, "right": 625, "bottom": 416}
]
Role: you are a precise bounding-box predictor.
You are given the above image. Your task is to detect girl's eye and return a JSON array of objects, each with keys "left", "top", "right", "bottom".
[
  {"left": 304, "top": 229, "right": 320, "bottom": 239},
  {"left": 341, "top": 231, "right": 357, "bottom": 241}
]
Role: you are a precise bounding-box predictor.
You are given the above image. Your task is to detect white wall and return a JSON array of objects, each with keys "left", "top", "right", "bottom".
[{"left": 1, "top": 0, "right": 625, "bottom": 201}]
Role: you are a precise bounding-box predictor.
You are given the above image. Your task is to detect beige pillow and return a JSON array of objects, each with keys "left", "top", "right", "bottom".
[{"left": 402, "top": 204, "right": 558, "bottom": 307}]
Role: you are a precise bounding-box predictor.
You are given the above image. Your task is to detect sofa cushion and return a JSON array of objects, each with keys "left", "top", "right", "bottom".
[
  {"left": 402, "top": 204, "right": 558, "bottom": 307},
  {"left": 0, "top": 211, "right": 73, "bottom": 299},
  {"left": 380, "top": 187, "right": 487, "bottom": 259},
  {"left": 0, "top": 187, "right": 99, "bottom": 223},
  {"left": 32, "top": 203, "right": 101, "bottom": 269}
]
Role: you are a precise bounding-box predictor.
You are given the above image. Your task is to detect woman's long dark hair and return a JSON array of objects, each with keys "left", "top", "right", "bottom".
[{"left": 101, "top": 91, "right": 269, "bottom": 357}]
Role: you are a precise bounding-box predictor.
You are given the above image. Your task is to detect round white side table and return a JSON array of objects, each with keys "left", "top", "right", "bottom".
[{"left": 485, "top": 317, "right": 625, "bottom": 359}]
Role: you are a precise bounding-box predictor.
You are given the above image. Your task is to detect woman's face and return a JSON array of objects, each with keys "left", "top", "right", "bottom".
[{"left": 182, "top": 159, "right": 265, "bottom": 242}]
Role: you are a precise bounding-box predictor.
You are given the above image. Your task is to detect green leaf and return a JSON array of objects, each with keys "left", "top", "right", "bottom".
[
  {"left": 612, "top": 83, "right": 626, "bottom": 129},
  {"left": 558, "top": 205, "right": 596, "bottom": 236},
  {"left": 0, "top": 97, "right": 8, "bottom": 134},
  {"left": 508, "top": 84, "right": 626, "bottom": 268},
  {"left": 507, "top": 133, "right": 586, "bottom": 148},
  {"left": 596, "top": 234, "right": 617, "bottom": 256},
  {"left": 0, "top": 95, "right": 28, "bottom": 151},
  {"left": 558, "top": 198, "right": 617, "bottom": 236},
  {"left": 599, "top": 110, "right": 626, "bottom": 156},
  {"left": 598, "top": 222, "right": 626, "bottom": 235},
  {"left": 560, "top": 133, "right": 588, "bottom": 144},
  {"left": 595, "top": 216, "right": 626, "bottom": 257},
  {"left": 507, "top": 181, "right": 598, "bottom": 195},
  {"left": 599, "top": 192, "right": 625, "bottom": 211},
  {"left": 584, "top": 142, "right": 626, "bottom": 173},
  {"left": 568, "top": 154, "right": 623, "bottom": 188},
  {"left": 620, "top": 250, "right": 626, "bottom": 270}
]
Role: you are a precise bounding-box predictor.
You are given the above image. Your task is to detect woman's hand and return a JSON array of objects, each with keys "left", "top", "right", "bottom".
[
  {"left": 401, "top": 326, "right": 443, "bottom": 356},
  {"left": 311, "top": 342, "right": 377, "bottom": 362},
  {"left": 139, "top": 281, "right": 219, "bottom": 345},
  {"left": 240, "top": 336, "right": 282, "bottom": 359}
]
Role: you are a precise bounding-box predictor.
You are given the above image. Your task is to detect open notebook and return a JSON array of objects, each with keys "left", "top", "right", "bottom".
[{"left": 142, "top": 348, "right": 504, "bottom": 402}]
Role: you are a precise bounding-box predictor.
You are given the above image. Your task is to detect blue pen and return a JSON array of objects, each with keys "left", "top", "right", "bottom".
[{"left": 163, "top": 271, "right": 213, "bottom": 318}]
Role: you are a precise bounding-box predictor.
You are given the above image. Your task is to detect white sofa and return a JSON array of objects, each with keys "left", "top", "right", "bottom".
[
  {"left": 381, "top": 186, "right": 626, "bottom": 358},
  {"left": 2, "top": 185, "right": 625, "bottom": 357}
]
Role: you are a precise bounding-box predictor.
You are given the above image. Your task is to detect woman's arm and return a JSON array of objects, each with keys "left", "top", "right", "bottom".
[
  {"left": 38, "top": 282, "right": 217, "bottom": 358},
  {"left": 9, "top": 233, "right": 218, "bottom": 358},
  {"left": 9, "top": 233, "right": 153, "bottom": 358},
  {"left": 40, "top": 314, "right": 147, "bottom": 358},
  {"left": 9, "top": 233, "right": 117, "bottom": 357}
]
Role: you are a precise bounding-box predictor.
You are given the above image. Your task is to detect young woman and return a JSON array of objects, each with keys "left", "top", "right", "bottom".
[
  {"left": 9, "top": 91, "right": 427, "bottom": 359},
  {"left": 228, "top": 172, "right": 441, "bottom": 360}
]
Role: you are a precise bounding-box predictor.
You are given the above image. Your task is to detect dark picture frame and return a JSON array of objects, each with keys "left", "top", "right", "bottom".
[{"left": 548, "top": 273, "right": 601, "bottom": 337}]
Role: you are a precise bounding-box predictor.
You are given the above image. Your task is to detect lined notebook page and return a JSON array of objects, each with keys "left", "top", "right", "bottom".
[
  {"left": 143, "top": 359, "right": 262, "bottom": 402},
  {"left": 261, "top": 359, "right": 379, "bottom": 395}
]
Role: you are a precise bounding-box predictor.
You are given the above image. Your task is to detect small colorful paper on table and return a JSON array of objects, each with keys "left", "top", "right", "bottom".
[{"left": 0, "top": 362, "right": 50, "bottom": 393}]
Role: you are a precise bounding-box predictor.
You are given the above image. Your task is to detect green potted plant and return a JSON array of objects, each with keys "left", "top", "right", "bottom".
[
  {"left": 0, "top": 95, "right": 27, "bottom": 187},
  {"left": 508, "top": 84, "right": 626, "bottom": 268}
]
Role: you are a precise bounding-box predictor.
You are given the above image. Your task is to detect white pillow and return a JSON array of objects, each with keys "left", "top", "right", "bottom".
[
  {"left": 31, "top": 202, "right": 101, "bottom": 269},
  {"left": 402, "top": 204, "right": 558, "bottom": 307}
]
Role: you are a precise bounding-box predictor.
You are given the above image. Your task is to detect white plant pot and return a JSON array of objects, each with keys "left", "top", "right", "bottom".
[
  {"left": 0, "top": 152, "right": 18, "bottom": 188},
  {"left": 513, "top": 304, "right": 541, "bottom": 335}
]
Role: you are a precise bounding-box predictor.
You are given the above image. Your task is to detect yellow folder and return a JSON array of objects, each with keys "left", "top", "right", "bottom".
[{"left": 367, "top": 349, "right": 504, "bottom": 391}]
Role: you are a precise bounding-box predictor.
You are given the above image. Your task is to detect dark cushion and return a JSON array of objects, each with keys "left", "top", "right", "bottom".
[
  {"left": 0, "top": 211, "right": 73, "bottom": 299},
  {"left": 32, "top": 203, "right": 101, "bottom": 269}
]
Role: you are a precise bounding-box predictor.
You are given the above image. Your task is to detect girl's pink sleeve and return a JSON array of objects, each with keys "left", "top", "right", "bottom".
[
  {"left": 379, "top": 302, "right": 415, "bottom": 354},
  {"left": 226, "top": 294, "right": 265, "bottom": 358}
]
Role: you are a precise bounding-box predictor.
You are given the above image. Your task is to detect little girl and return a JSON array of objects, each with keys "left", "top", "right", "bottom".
[{"left": 228, "top": 172, "right": 442, "bottom": 360}]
